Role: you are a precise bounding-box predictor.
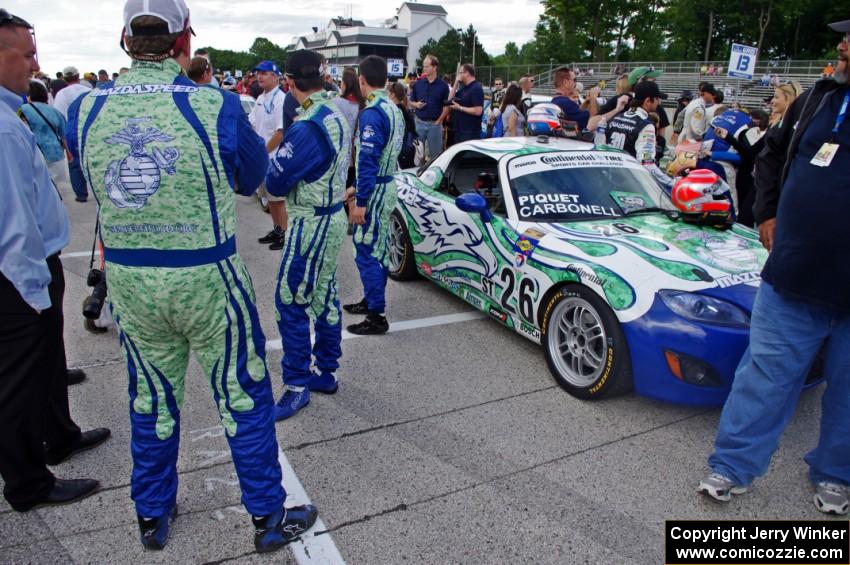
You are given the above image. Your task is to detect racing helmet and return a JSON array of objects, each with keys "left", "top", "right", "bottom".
[
  {"left": 671, "top": 169, "right": 734, "bottom": 229},
  {"left": 527, "top": 103, "right": 565, "bottom": 136}
]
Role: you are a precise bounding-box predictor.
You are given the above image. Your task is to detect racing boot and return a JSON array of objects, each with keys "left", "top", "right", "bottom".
[
  {"left": 253, "top": 504, "right": 319, "bottom": 553},
  {"left": 274, "top": 386, "right": 310, "bottom": 421},
  {"left": 342, "top": 298, "right": 369, "bottom": 315},
  {"left": 308, "top": 368, "right": 338, "bottom": 395},
  {"left": 138, "top": 505, "right": 177, "bottom": 550},
  {"left": 346, "top": 313, "right": 389, "bottom": 335}
]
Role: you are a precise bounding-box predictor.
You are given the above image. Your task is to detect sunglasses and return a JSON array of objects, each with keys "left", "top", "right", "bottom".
[{"left": 0, "top": 8, "right": 32, "bottom": 29}]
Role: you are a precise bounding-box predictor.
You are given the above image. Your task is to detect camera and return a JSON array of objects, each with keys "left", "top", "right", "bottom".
[{"left": 82, "top": 268, "right": 108, "bottom": 320}]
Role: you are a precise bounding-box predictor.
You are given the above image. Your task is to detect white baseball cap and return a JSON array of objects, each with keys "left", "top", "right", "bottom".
[{"left": 123, "top": 0, "right": 191, "bottom": 37}]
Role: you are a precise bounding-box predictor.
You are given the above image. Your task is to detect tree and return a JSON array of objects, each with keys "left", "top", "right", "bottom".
[
  {"left": 249, "top": 37, "right": 288, "bottom": 67},
  {"left": 417, "top": 26, "right": 491, "bottom": 76}
]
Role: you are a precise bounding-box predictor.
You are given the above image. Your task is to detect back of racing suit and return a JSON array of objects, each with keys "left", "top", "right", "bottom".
[
  {"left": 67, "top": 59, "right": 284, "bottom": 519},
  {"left": 606, "top": 107, "right": 673, "bottom": 192},
  {"left": 266, "top": 91, "right": 351, "bottom": 386},
  {"left": 353, "top": 90, "right": 404, "bottom": 314}
]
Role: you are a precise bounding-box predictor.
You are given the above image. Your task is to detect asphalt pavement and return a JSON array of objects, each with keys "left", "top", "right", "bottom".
[{"left": 0, "top": 193, "right": 837, "bottom": 564}]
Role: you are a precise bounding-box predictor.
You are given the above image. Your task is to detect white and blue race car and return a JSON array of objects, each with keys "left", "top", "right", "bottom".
[{"left": 388, "top": 136, "right": 772, "bottom": 407}]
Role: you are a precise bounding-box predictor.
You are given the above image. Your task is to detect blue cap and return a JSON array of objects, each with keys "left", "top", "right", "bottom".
[{"left": 254, "top": 60, "right": 281, "bottom": 75}]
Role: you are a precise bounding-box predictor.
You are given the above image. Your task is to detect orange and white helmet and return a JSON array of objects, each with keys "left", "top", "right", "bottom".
[{"left": 671, "top": 169, "right": 733, "bottom": 228}]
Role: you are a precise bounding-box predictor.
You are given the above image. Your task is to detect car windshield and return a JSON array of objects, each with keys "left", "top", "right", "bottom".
[{"left": 507, "top": 150, "right": 675, "bottom": 223}]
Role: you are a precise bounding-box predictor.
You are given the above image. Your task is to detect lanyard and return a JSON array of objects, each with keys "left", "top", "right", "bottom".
[
  {"left": 832, "top": 91, "right": 850, "bottom": 136},
  {"left": 263, "top": 89, "right": 280, "bottom": 114}
]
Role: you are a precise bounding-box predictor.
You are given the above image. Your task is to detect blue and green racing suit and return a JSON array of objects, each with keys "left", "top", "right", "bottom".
[
  {"left": 266, "top": 91, "right": 351, "bottom": 388},
  {"left": 68, "top": 58, "right": 285, "bottom": 520}
]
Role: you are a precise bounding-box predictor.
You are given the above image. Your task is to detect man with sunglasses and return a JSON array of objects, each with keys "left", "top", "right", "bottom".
[
  {"left": 0, "top": 7, "right": 109, "bottom": 514},
  {"left": 700, "top": 20, "right": 850, "bottom": 516},
  {"left": 68, "top": 0, "right": 318, "bottom": 551}
]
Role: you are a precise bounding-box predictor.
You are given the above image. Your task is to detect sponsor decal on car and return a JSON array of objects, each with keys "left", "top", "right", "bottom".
[
  {"left": 466, "top": 291, "right": 483, "bottom": 308},
  {"left": 420, "top": 262, "right": 433, "bottom": 276},
  {"left": 715, "top": 271, "right": 761, "bottom": 288},
  {"left": 488, "top": 306, "right": 508, "bottom": 323},
  {"left": 518, "top": 321, "right": 541, "bottom": 341}
]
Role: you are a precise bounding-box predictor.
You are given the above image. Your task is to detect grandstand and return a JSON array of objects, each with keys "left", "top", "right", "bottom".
[{"left": 524, "top": 59, "right": 831, "bottom": 111}]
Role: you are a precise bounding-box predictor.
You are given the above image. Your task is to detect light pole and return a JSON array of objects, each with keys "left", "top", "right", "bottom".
[{"left": 456, "top": 27, "right": 463, "bottom": 68}]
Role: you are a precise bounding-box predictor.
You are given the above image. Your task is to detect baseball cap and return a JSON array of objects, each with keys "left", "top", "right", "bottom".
[
  {"left": 628, "top": 66, "right": 663, "bottom": 86},
  {"left": 285, "top": 50, "right": 323, "bottom": 79},
  {"left": 254, "top": 60, "right": 281, "bottom": 76},
  {"left": 62, "top": 65, "right": 80, "bottom": 77},
  {"left": 700, "top": 82, "right": 718, "bottom": 96},
  {"left": 633, "top": 80, "right": 667, "bottom": 101},
  {"left": 828, "top": 19, "right": 850, "bottom": 32},
  {"left": 123, "top": 0, "right": 191, "bottom": 37}
]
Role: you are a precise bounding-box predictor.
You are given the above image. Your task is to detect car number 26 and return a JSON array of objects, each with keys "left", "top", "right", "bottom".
[{"left": 481, "top": 267, "right": 538, "bottom": 323}]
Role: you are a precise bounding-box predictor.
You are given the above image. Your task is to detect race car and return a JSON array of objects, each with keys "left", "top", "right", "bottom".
[{"left": 388, "top": 136, "right": 770, "bottom": 407}]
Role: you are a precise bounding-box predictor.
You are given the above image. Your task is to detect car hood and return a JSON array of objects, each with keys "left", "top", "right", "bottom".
[{"left": 515, "top": 213, "right": 766, "bottom": 320}]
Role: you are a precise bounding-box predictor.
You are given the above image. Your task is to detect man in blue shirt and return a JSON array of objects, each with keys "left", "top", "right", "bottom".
[
  {"left": 449, "top": 63, "right": 484, "bottom": 144},
  {"left": 0, "top": 8, "right": 109, "bottom": 513},
  {"left": 409, "top": 54, "right": 449, "bottom": 160},
  {"left": 550, "top": 66, "right": 601, "bottom": 132},
  {"left": 700, "top": 21, "right": 850, "bottom": 516}
]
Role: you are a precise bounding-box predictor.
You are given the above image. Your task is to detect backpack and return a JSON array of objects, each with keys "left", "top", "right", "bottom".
[{"left": 491, "top": 113, "right": 505, "bottom": 138}]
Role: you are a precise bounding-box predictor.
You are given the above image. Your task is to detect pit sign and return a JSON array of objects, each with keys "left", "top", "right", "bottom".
[{"left": 727, "top": 43, "right": 758, "bottom": 80}]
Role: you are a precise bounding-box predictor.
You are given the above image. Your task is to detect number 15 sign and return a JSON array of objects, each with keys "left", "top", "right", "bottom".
[{"left": 727, "top": 43, "right": 759, "bottom": 80}]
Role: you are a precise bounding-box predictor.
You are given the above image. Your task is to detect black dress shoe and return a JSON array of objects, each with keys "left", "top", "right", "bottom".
[
  {"left": 74, "top": 196, "right": 88, "bottom": 203},
  {"left": 67, "top": 368, "right": 87, "bottom": 385},
  {"left": 346, "top": 314, "right": 389, "bottom": 335},
  {"left": 343, "top": 298, "right": 369, "bottom": 315},
  {"left": 14, "top": 478, "right": 100, "bottom": 511},
  {"left": 45, "top": 428, "right": 111, "bottom": 466}
]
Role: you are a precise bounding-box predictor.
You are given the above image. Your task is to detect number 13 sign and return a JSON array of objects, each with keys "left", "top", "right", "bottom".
[{"left": 727, "top": 43, "right": 759, "bottom": 80}]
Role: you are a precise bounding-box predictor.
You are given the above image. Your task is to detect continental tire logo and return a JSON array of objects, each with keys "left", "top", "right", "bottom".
[{"left": 588, "top": 346, "right": 614, "bottom": 395}]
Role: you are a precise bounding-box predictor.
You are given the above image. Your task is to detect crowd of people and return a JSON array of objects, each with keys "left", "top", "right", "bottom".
[{"left": 1, "top": 0, "right": 849, "bottom": 558}]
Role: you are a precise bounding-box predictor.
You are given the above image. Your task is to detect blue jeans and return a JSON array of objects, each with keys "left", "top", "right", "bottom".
[
  {"left": 708, "top": 282, "right": 850, "bottom": 487},
  {"left": 415, "top": 118, "right": 443, "bottom": 161},
  {"left": 68, "top": 156, "right": 88, "bottom": 201}
]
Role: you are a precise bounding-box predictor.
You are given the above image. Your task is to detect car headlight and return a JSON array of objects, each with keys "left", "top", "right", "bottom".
[{"left": 659, "top": 290, "right": 750, "bottom": 327}]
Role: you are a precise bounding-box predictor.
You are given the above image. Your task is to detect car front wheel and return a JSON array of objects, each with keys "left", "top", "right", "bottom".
[
  {"left": 388, "top": 211, "right": 417, "bottom": 281},
  {"left": 540, "top": 285, "right": 632, "bottom": 400}
]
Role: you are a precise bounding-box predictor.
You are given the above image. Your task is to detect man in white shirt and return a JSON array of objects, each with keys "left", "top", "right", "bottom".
[
  {"left": 248, "top": 60, "right": 288, "bottom": 250},
  {"left": 680, "top": 82, "right": 717, "bottom": 142},
  {"left": 52, "top": 66, "right": 91, "bottom": 119},
  {"left": 53, "top": 66, "right": 92, "bottom": 201}
]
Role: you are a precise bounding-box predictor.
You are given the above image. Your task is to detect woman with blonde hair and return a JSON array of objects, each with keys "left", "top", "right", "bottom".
[{"left": 769, "top": 81, "right": 802, "bottom": 126}]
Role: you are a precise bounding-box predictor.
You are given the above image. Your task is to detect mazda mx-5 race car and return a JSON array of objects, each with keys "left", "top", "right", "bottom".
[{"left": 388, "top": 137, "right": 769, "bottom": 407}]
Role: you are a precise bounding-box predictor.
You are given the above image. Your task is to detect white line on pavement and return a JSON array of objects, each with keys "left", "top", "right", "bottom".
[
  {"left": 278, "top": 449, "right": 347, "bottom": 564},
  {"left": 62, "top": 249, "right": 101, "bottom": 258},
  {"left": 265, "top": 310, "right": 486, "bottom": 351}
]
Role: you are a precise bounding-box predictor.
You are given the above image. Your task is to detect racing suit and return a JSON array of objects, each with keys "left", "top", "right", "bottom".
[
  {"left": 266, "top": 91, "right": 351, "bottom": 387},
  {"left": 67, "top": 59, "right": 285, "bottom": 519},
  {"left": 353, "top": 90, "right": 404, "bottom": 314},
  {"left": 606, "top": 107, "right": 673, "bottom": 192}
]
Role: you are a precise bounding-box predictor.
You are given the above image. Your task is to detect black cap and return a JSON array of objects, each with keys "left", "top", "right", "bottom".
[
  {"left": 633, "top": 80, "right": 667, "bottom": 101},
  {"left": 700, "top": 82, "right": 717, "bottom": 96},
  {"left": 678, "top": 89, "right": 693, "bottom": 102},
  {"left": 828, "top": 19, "right": 850, "bottom": 32},
  {"left": 285, "top": 50, "right": 322, "bottom": 79}
]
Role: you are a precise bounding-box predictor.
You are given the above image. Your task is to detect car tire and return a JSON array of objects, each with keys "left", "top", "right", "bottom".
[
  {"left": 388, "top": 211, "right": 417, "bottom": 281},
  {"left": 540, "top": 285, "right": 632, "bottom": 400}
]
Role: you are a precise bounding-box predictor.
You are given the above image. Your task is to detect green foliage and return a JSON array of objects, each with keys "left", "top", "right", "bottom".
[
  {"left": 504, "top": 0, "right": 849, "bottom": 63},
  {"left": 417, "top": 25, "right": 491, "bottom": 76},
  {"left": 201, "top": 37, "right": 288, "bottom": 75}
]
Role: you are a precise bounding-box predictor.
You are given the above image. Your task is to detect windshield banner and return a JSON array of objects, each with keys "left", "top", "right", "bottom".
[{"left": 508, "top": 151, "right": 644, "bottom": 179}]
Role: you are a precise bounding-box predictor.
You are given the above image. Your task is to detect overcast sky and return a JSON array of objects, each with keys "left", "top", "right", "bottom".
[{"left": 8, "top": 0, "right": 542, "bottom": 75}]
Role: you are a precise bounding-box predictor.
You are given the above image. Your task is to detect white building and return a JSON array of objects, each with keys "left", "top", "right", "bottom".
[{"left": 286, "top": 3, "right": 452, "bottom": 74}]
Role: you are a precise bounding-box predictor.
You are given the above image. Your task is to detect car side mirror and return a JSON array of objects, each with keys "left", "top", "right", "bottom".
[{"left": 456, "top": 192, "right": 493, "bottom": 222}]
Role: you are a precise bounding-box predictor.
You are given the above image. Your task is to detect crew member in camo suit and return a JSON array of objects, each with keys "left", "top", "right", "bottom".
[
  {"left": 343, "top": 55, "right": 405, "bottom": 335},
  {"left": 266, "top": 50, "right": 352, "bottom": 420},
  {"left": 67, "top": 0, "right": 316, "bottom": 553}
]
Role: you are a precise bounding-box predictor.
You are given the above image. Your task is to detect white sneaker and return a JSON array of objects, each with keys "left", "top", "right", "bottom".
[
  {"left": 698, "top": 472, "right": 748, "bottom": 502},
  {"left": 814, "top": 482, "right": 849, "bottom": 515}
]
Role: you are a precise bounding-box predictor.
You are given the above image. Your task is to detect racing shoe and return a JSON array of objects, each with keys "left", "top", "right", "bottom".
[
  {"left": 346, "top": 313, "right": 389, "bottom": 335},
  {"left": 813, "top": 482, "right": 849, "bottom": 515},
  {"left": 343, "top": 298, "right": 369, "bottom": 315},
  {"left": 138, "top": 505, "right": 177, "bottom": 550},
  {"left": 308, "top": 368, "right": 338, "bottom": 394},
  {"left": 698, "top": 472, "right": 748, "bottom": 502},
  {"left": 253, "top": 504, "right": 319, "bottom": 553},
  {"left": 274, "top": 386, "right": 309, "bottom": 421},
  {"left": 259, "top": 226, "right": 284, "bottom": 244}
]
